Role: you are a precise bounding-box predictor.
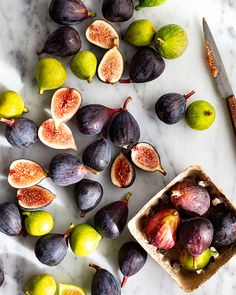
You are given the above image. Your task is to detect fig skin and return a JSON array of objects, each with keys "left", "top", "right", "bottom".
[
  {"left": 179, "top": 217, "right": 214, "bottom": 258},
  {"left": 171, "top": 181, "right": 211, "bottom": 216},
  {"left": 102, "top": 0, "right": 134, "bottom": 22},
  {"left": 0, "top": 202, "right": 22, "bottom": 236}
]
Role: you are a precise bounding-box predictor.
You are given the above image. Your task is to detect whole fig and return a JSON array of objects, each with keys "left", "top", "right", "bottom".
[
  {"left": 102, "top": 0, "right": 134, "bottom": 22},
  {"left": 0, "top": 202, "right": 22, "bottom": 236}
]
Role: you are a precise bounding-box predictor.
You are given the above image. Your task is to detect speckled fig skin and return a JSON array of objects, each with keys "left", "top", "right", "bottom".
[{"left": 102, "top": 0, "right": 134, "bottom": 22}]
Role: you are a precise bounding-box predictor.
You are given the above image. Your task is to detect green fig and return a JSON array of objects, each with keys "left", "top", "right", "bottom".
[
  {"left": 23, "top": 211, "right": 54, "bottom": 236},
  {"left": 125, "top": 19, "right": 156, "bottom": 47},
  {"left": 135, "top": 0, "right": 167, "bottom": 11},
  {"left": 36, "top": 58, "right": 67, "bottom": 95},
  {"left": 70, "top": 50, "right": 97, "bottom": 83},
  {"left": 25, "top": 273, "right": 56, "bottom": 295}
]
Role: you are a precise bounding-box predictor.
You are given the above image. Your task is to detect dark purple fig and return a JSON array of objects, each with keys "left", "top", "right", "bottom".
[
  {"left": 102, "top": 0, "right": 134, "bottom": 22},
  {"left": 179, "top": 217, "right": 214, "bottom": 258},
  {"left": 94, "top": 192, "right": 131, "bottom": 239},
  {"left": 155, "top": 91, "right": 195, "bottom": 124},
  {"left": 89, "top": 264, "right": 121, "bottom": 295},
  {"left": 0, "top": 263, "right": 4, "bottom": 287},
  {"left": 0, "top": 202, "right": 22, "bottom": 236},
  {"left": 120, "top": 47, "right": 165, "bottom": 83},
  {"left": 49, "top": 0, "right": 95, "bottom": 25},
  {"left": 118, "top": 241, "right": 147, "bottom": 287},
  {"left": 38, "top": 26, "right": 81, "bottom": 57},
  {"left": 82, "top": 138, "right": 111, "bottom": 172},
  {"left": 74, "top": 179, "right": 103, "bottom": 217}
]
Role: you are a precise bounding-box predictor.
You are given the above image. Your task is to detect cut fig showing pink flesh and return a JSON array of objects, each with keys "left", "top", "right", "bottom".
[
  {"left": 17, "top": 185, "right": 56, "bottom": 210},
  {"left": 38, "top": 119, "right": 77, "bottom": 150},
  {"left": 131, "top": 142, "right": 166, "bottom": 174},
  {"left": 8, "top": 159, "right": 48, "bottom": 189},
  {"left": 51, "top": 87, "right": 82, "bottom": 127}
]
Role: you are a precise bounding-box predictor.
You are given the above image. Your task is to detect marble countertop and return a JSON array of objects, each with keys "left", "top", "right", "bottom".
[{"left": 0, "top": 0, "right": 236, "bottom": 294}]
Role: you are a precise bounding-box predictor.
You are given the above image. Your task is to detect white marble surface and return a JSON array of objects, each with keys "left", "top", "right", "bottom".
[{"left": 0, "top": 0, "right": 236, "bottom": 294}]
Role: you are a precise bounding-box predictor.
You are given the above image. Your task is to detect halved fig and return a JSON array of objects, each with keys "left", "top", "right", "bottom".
[
  {"left": 17, "top": 185, "right": 56, "bottom": 210},
  {"left": 8, "top": 159, "right": 48, "bottom": 189},
  {"left": 98, "top": 46, "right": 124, "bottom": 84},
  {"left": 111, "top": 153, "right": 135, "bottom": 188},
  {"left": 51, "top": 88, "right": 82, "bottom": 128},
  {"left": 86, "top": 19, "right": 120, "bottom": 49},
  {"left": 131, "top": 142, "right": 166, "bottom": 175},
  {"left": 38, "top": 119, "right": 77, "bottom": 150}
]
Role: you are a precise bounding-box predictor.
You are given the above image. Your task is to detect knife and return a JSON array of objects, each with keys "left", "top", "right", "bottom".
[{"left": 202, "top": 18, "right": 236, "bottom": 136}]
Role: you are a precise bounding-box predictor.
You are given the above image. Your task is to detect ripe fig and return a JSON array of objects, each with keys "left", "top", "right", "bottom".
[
  {"left": 170, "top": 181, "right": 210, "bottom": 216},
  {"left": 49, "top": 0, "right": 95, "bottom": 25},
  {"left": 38, "top": 119, "right": 77, "bottom": 150},
  {"left": 179, "top": 217, "right": 214, "bottom": 257},
  {"left": 38, "top": 26, "right": 81, "bottom": 56},
  {"left": 118, "top": 241, "right": 147, "bottom": 287},
  {"left": 102, "top": 0, "right": 134, "bottom": 22},
  {"left": 82, "top": 138, "right": 111, "bottom": 172},
  {"left": 23, "top": 211, "right": 54, "bottom": 236},
  {"left": 145, "top": 209, "right": 180, "bottom": 249},
  {"left": 110, "top": 153, "right": 135, "bottom": 188},
  {"left": 17, "top": 186, "right": 56, "bottom": 211},
  {"left": 74, "top": 179, "right": 103, "bottom": 217},
  {"left": 86, "top": 20, "right": 120, "bottom": 49},
  {"left": 98, "top": 46, "right": 124, "bottom": 84},
  {"left": 8, "top": 159, "right": 48, "bottom": 189},
  {"left": 25, "top": 273, "right": 57, "bottom": 295},
  {"left": 0, "top": 202, "right": 22, "bottom": 236},
  {"left": 94, "top": 192, "right": 131, "bottom": 239},
  {"left": 131, "top": 142, "right": 166, "bottom": 174},
  {"left": 51, "top": 88, "right": 82, "bottom": 128},
  {"left": 89, "top": 264, "right": 121, "bottom": 295},
  {"left": 120, "top": 47, "right": 165, "bottom": 83},
  {"left": 155, "top": 91, "right": 195, "bottom": 124}
]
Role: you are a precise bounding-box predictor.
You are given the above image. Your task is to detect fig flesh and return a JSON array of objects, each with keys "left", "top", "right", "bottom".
[
  {"left": 180, "top": 217, "right": 214, "bottom": 257},
  {"left": 51, "top": 88, "right": 82, "bottom": 128},
  {"left": 94, "top": 192, "right": 131, "bottom": 239},
  {"left": 17, "top": 186, "right": 56, "bottom": 211},
  {"left": 86, "top": 20, "right": 120, "bottom": 49},
  {"left": 0, "top": 202, "right": 22, "bottom": 236},
  {"left": 98, "top": 46, "right": 124, "bottom": 84},
  {"left": 118, "top": 241, "right": 147, "bottom": 287},
  {"left": 145, "top": 209, "right": 180, "bottom": 249},
  {"left": 38, "top": 118, "right": 77, "bottom": 150},
  {"left": 102, "top": 0, "right": 134, "bottom": 22},
  {"left": 8, "top": 159, "right": 47, "bottom": 189},
  {"left": 170, "top": 181, "right": 210, "bottom": 216},
  {"left": 38, "top": 26, "right": 81, "bottom": 56},
  {"left": 110, "top": 153, "right": 135, "bottom": 188},
  {"left": 131, "top": 142, "right": 166, "bottom": 174},
  {"left": 49, "top": 0, "right": 95, "bottom": 25}
]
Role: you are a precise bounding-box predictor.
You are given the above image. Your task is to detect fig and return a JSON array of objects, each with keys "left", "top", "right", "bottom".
[
  {"left": 145, "top": 209, "right": 180, "bottom": 249},
  {"left": 102, "top": 0, "right": 134, "bottom": 22},
  {"left": 82, "top": 138, "right": 111, "bottom": 172},
  {"left": 170, "top": 181, "right": 210, "bottom": 216},
  {"left": 8, "top": 159, "right": 47, "bottom": 189},
  {"left": 89, "top": 264, "right": 121, "bottom": 295},
  {"left": 38, "top": 26, "right": 81, "bottom": 56},
  {"left": 49, "top": 0, "right": 95, "bottom": 25},
  {"left": 17, "top": 186, "right": 56, "bottom": 211},
  {"left": 110, "top": 153, "right": 135, "bottom": 188},
  {"left": 118, "top": 241, "right": 147, "bottom": 287},
  {"left": 51, "top": 88, "right": 82, "bottom": 128},
  {"left": 98, "top": 46, "right": 124, "bottom": 84},
  {"left": 135, "top": 0, "right": 167, "bottom": 11},
  {"left": 155, "top": 91, "right": 195, "bottom": 125},
  {"left": 179, "top": 217, "right": 214, "bottom": 257},
  {"left": 74, "top": 179, "right": 103, "bottom": 217},
  {"left": 0, "top": 263, "right": 4, "bottom": 287},
  {"left": 120, "top": 47, "right": 165, "bottom": 83},
  {"left": 49, "top": 153, "right": 88, "bottom": 186},
  {"left": 154, "top": 24, "right": 188, "bottom": 59},
  {"left": 38, "top": 118, "right": 77, "bottom": 150},
  {"left": 2, "top": 117, "right": 38, "bottom": 148},
  {"left": 131, "top": 142, "right": 166, "bottom": 174},
  {"left": 94, "top": 192, "right": 131, "bottom": 239},
  {"left": 23, "top": 211, "right": 54, "bottom": 236},
  {"left": 59, "top": 283, "right": 87, "bottom": 295},
  {"left": 86, "top": 20, "right": 120, "bottom": 49},
  {"left": 0, "top": 202, "right": 22, "bottom": 236},
  {"left": 25, "top": 273, "right": 57, "bottom": 295}
]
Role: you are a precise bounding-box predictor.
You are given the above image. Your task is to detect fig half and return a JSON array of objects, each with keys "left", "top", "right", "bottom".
[
  {"left": 131, "top": 142, "right": 166, "bottom": 174},
  {"left": 8, "top": 159, "right": 48, "bottom": 189}
]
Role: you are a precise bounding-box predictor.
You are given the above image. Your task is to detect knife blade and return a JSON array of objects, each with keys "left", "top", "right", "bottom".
[{"left": 203, "top": 18, "right": 236, "bottom": 135}]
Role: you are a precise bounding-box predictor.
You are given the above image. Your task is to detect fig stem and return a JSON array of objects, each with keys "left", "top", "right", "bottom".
[
  {"left": 119, "top": 79, "right": 131, "bottom": 84},
  {"left": 205, "top": 110, "right": 213, "bottom": 116},
  {"left": 157, "top": 38, "right": 165, "bottom": 45},
  {"left": 0, "top": 118, "right": 14, "bottom": 126},
  {"left": 22, "top": 211, "right": 31, "bottom": 217},
  {"left": 89, "top": 263, "right": 101, "bottom": 271},
  {"left": 123, "top": 192, "right": 132, "bottom": 204},
  {"left": 64, "top": 223, "right": 75, "bottom": 239},
  {"left": 23, "top": 107, "right": 29, "bottom": 113},
  {"left": 87, "top": 78, "right": 93, "bottom": 84},
  {"left": 193, "top": 257, "right": 197, "bottom": 269},
  {"left": 158, "top": 165, "right": 167, "bottom": 176},
  {"left": 37, "top": 48, "right": 44, "bottom": 55},
  {"left": 80, "top": 211, "right": 86, "bottom": 218},
  {"left": 184, "top": 90, "right": 195, "bottom": 100},
  {"left": 135, "top": 5, "right": 143, "bottom": 11},
  {"left": 121, "top": 276, "right": 128, "bottom": 288},
  {"left": 122, "top": 96, "right": 132, "bottom": 110}
]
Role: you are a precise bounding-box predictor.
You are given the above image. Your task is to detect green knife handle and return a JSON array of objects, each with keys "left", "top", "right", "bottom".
[{"left": 226, "top": 95, "right": 236, "bottom": 136}]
